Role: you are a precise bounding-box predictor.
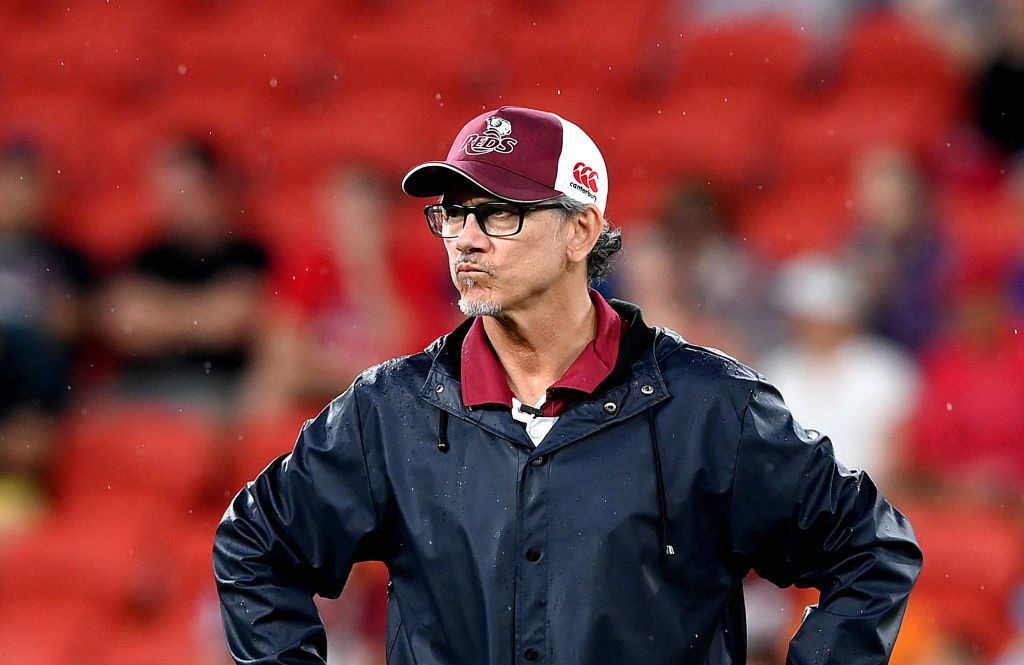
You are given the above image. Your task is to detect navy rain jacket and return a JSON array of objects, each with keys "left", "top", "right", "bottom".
[{"left": 214, "top": 300, "right": 922, "bottom": 665}]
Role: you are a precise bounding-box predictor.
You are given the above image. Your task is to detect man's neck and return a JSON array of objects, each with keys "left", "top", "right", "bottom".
[{"left": 481, "top": 286, "right": 597, "bottom": 406}]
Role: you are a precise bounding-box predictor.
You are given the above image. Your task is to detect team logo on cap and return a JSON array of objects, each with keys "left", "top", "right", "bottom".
[
  {"left": 571, "top": 161, "right": 600, "bottom": 200},
  {"left": 459, "top": 116, "right": 518, "bottom": 156}
]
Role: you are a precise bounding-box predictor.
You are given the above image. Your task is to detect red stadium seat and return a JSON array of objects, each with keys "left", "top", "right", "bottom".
[
  {"left": 836, "top": 9, "right": 966, "bottom": 104},
  {"left": 736, "top": 179, "right": 850, "bottom": 262},
  {"left": 311, "top": 0, "right": 489, "bottom": 99},
  {"left": 937, "top": 182, "right": 1024, "bottom": 273},
  {"left": 220, "top": 407, "right": 315, "bottom": 495},
  {"left": 775, "top": 86, "right": 952, "bottom": 183},
  {"left": 672, "top": 15, "right": 816, "bottom": 95},
  {"left": 0, "top": 2, "right": 169, "bottom": 103},
  {"left": 51, "top": 400, "right": 220, "bottom": 510},
  {"left": 0, "top": 502, "right": 222, "bottom": 665},
  {"left": 491, "top": 1, "right": 668, "bottom": 102},
  {"left": 0, "top": 598, "right": 103, "bottom": 665},
  {"left": 0, "top": 89, "right": 105, "bottom": 195},
  {"left": 606, "top": 86, "right": 777, "bottom": 198},
  {"left": 64, "top": 186, "right": 159, "bottom": 268},
  {"left": 268, "top": 86, "right": 459, "bottom": 188},
  {"left": 899, "top": 497, "right": 1024, "bottom": 658},
  {"left": 0, "top": 401, "right": 227, "bottom": 665},
  {"left": 151, "top": 0, "right": 312, "bottom": 99}
]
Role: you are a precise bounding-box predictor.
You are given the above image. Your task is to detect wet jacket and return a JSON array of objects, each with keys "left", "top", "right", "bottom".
[{"left": 214, "top": 300, "right": 922, "bottom": 665}]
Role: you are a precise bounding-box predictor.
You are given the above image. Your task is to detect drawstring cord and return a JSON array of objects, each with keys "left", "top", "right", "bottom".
[
  {"left": 648, "top": 410, "right": 676, "bottom": 557},
  {"left": 437, "top": 409, "right": 450, "bottom": 453}
]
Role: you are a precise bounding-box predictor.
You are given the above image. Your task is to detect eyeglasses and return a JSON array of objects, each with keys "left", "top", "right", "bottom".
[{"left": 424, "top": 201, "right": 567, "bottom": 238}]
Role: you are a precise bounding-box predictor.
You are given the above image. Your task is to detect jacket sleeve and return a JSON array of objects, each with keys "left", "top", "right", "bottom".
[
  {"left": 213, "top": 387, "right": 382, "bottom": 665},
  {"left": 729, "top": 381, "right": 923, "bottom": 665}
]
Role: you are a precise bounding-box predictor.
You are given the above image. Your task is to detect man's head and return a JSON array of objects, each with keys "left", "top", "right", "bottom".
[{"left": 402, "top": 107, "right": 621, "bottom": 317}]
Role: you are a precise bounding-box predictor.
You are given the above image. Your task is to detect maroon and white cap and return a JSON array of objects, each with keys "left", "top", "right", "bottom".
[{"left": 402, "top": 106, "right": 608, "bottom": 214}]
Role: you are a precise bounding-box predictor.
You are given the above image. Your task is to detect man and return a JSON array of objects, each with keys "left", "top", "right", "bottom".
[{"left": 214, "top": 106, "right": 922, "bottom": 665}]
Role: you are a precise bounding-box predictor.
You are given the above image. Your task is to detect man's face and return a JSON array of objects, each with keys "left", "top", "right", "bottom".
[{"left": 441, "top": 184, "right": 572, "bottom": 319}]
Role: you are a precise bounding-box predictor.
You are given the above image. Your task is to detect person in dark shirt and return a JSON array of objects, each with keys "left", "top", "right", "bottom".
[
  {"left": 975, "top": 0, "right": 1024, "bottom": 158},
  {"left": 0, "top": 138, "right": 94, "bottom": 533},
  {"left": 94, "top": 137, "right": 268, "bottom": 414}
]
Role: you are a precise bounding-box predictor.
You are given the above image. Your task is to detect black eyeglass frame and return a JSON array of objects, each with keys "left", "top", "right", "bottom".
[{"left": 423, "top": 201, "right": 569, "bottom": 238}]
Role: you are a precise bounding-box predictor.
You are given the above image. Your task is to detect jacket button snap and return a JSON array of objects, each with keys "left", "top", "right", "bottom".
[
  {"left": 525, "top": 549, "right": 542, "bottom": 562},
  {"left": 603, "top": 401, "right": 618, "bottom": 415},
  {"left": 529, "top": 456, "right": 545, "bottom": 466},
  {"left": 640, "top": 384, "right": 655, "bottom": 395},
  {"left": 523, "top": 647, "right": 540, "bottom": 661},
  {"left": 435, "top": 384, "right": 444, "bottom": 393}
]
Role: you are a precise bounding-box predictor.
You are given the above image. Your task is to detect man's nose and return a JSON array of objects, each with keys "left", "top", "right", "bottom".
[{"left": 453, "top": 213, "right": 489, "bottom": 251}]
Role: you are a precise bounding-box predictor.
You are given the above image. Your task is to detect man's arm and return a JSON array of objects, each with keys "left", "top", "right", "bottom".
[
  {"left": 730, "top": 382, "right": 923, "bottom": 665},
  {"left": 213, "top": 389, "right": 381, "bottom": 665}
]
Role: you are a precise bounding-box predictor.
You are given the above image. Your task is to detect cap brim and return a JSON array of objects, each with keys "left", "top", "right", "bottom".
[{"left": 402, "top": 160, "right": 560, "bottom": 203}]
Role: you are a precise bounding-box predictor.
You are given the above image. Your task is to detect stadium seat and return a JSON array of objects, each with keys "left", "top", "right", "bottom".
[
  {"left": 672, "top": 15, "right": 816, "bottom": 96},
  {"left": 735, "top": 179, "right": 850, "bottom": 262},
  {"left": 0, "top": 89, "right": 104, "bottom": 194},
  {"left": 490, "top": 1, "right": 667, "bottom": 101},
  {"left": 0, "top": 400, "right": 228, "bottom": 664},
  {"left": 0, "top": 2, "right": 168, "bottom": 103},
  {"left": 900, "top": 497, "right": 1024, "bottom": 658},
  {"left": 835, "top": 9, "right": 966, "bottom": 106},
  {"left": 219, "top": 407, "right": 314, "bottom": 496},
  {"left": 51, "top": 400, "right": 220, "bottom": 510},
  {"left": 0, "top": 598, "right": 103, "bottom": 665},
  {"left": 775, "top": 86, "right": 951, "bottom": 184},
  {"left": 64, "top": 186, "right": 160, "bottom": 268},
  {"left": 269, "top": 85, "right": 458, "bottom": 188},
  {"left": 152, "top": 0, "right": 311, "bottom": 99},
  {"left": 937, "top": 182, "right": 1024, "bottom": 271},
  {"left": 606, "top": 86, "right": 777, "bottom": 198},
  {"left": 311, "top": 0, "right": 488, "bottom": 98}
]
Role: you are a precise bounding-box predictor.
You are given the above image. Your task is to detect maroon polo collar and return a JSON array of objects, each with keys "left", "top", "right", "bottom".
[{"left": 460, "top": 289, "right": 625, "bottom": 416}]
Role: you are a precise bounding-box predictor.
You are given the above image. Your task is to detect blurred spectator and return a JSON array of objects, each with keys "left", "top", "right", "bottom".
[
  {"left": 620, "top": 178, "right": 779, "bottom": 363},
  {"left": 683, "top": 0, "right": 865, "bottom": 43},
  {"left": 742, "top": 574, "right": 795, "bottom": 664},
  {"left": 844, "top": 144, "right": 951, "bottom": 352},
  {"left": 893, "top": 0, "right": 1000, "bottom": 71},
  {"left": 317, "top": 562, "right": 389, "bottom": 665},
  {"left": 993, "top": 586, "right": 1024, "bottom": 665},
  {"left": 758, "top": 254, "right": 919, "bottom": 492},
  {"left": 93, "top": 137, "right": 269, "bottom": 415},
  {"left": 242, "top": 164, "right": 414, "bottom": 415},
  {"left": 905, "top": 250, "right": 1024, "bottom": 501},
  {"left": 0, "top": 138, "right": 93, "bottom": 541},
  {"left": 1007, "top": 157, "right": 1024, "bottom": 314},
  {"left": 975, "top": 0, "right": 1024, "bottom": 158}
]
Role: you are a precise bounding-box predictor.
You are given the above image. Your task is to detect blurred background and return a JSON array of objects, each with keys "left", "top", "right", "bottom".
[{"left": 1, "top": 0, "right": 1023, "bottom": 663}]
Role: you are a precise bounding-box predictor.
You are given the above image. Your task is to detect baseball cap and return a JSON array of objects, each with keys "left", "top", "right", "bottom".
[{"left": 402, "top": 106, "right": 608, "bottom": 214}]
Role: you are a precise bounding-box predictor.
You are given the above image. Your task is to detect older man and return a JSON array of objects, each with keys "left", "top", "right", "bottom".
[{"left": 214, "top": 106, "right": 921, "bottom": 665}]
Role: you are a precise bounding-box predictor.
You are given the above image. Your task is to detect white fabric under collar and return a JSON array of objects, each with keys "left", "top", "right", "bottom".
[{"left": 511, "top": 396, "right": 559, "bottom": 447}]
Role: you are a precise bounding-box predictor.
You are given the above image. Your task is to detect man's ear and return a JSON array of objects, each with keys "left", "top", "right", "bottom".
[{"left": 565, "top": 204, "right": 603, "bottom": 266}]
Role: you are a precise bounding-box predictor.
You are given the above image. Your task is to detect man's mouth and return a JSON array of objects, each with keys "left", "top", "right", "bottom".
[{"left": 455, "top": 259, "right": 496, "bottom": 277}]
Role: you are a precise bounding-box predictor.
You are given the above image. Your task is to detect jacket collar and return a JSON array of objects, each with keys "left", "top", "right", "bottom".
[
  {"left": 460, "top": 289, "right": 625, "bottom": 416},
  {"left": 418, "top": 299, "right": 670, "bottom": 451}
]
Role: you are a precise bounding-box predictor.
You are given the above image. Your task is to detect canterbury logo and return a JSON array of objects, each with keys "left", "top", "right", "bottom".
[{"left": 572, "top": 162, "right": 600, "bottom": 193}]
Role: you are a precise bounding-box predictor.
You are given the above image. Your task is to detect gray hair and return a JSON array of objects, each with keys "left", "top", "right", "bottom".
[{"left": 552, "top": 195, "right": 622, "bottom": 283}]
